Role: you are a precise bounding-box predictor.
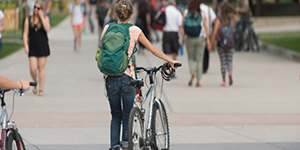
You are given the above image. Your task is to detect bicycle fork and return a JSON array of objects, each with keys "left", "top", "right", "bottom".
[{"left": 1, "top": 112, "right": 22, "bottom": 150}]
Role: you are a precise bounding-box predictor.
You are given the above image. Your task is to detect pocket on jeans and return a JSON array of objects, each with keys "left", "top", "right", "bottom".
[
  {"left": 122, "top": 75, "right": 134, "bottom": 93},
  {"left": 105, "top": 78, "right": 117, "bottom": 96}
]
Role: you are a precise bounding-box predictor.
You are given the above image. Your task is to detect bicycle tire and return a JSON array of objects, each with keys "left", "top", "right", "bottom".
[
  {"left": 6, "top": 131, "right": 26, "bottom": 150},
  {"left": 249, "top": 29, "right": 260, "bottom": 52},
  {"left": 151, "top": 100, "right": 170, "bottom": 150},
  {"left": 128, "top": 107, "right": 144, "bottom": 150}
]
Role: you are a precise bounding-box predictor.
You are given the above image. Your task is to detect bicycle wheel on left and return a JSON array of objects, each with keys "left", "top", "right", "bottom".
[{"left": 6, "top": 131, "right": 26, "bottom": 150}]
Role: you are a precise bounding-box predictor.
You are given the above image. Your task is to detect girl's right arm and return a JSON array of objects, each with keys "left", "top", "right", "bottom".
[
  {"left": 138, "top": 32, "right": 180, "bottom": 68},
  {"left": 23, "top": 17, "right": 29, "bottom": 54}
]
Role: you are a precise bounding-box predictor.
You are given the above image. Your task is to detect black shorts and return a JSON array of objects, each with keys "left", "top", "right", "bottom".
[{"left": 162, "top": 32, "right": 180, "bottom": 55}]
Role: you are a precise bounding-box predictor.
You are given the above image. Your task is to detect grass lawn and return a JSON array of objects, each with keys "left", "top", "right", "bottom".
[
  {"left": 0, "top": 43, "right": 24, "bottom": 59},
  {"left": 0, "top": 7, "right": 68, "bottom": 59},
  {"left": 258, "top": 32, "right": 300, "bottom": 53}
]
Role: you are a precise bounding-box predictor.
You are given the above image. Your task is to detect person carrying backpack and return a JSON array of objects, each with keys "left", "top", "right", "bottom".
[
  {"left": 181, "top": 0, "right": 211, "bottom": 87},
  {"left": 97, "top": 1, "right": 180, "bottom": 149},
  {"left": 211, "top": 2, "right": 236, "bottom": 86}
]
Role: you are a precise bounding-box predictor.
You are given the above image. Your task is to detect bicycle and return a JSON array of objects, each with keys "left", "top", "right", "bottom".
[
  {"left": 235, "top": 20, "right": 260, "bottom": 52},
  {"left": 127, "top": 63, "right": 181, "bottom": 150},
  {"left": 0, "top": 82, "right": 36, "bottom": 150}
]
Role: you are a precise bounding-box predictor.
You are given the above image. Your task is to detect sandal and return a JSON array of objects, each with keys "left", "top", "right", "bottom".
[
  {"left": 188, "top": 72, "right": 195, "bottom": 86},
  {"left": 38, "top": 90, "right": 44, "bottom": 96}
]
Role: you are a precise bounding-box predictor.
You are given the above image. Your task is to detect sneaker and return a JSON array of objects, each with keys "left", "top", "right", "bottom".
[
  {"left": 221, "top": 81, "right": 226, "bottom": 87},
  {"left": 228, "top": 72, "right": 233, "bottom": 86},
  {"left": 109, "top": 145, "right": 121, "bottom": 150}
]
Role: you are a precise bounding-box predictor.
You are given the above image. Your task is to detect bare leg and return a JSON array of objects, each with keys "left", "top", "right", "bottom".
[
  {"left": 37, "top": 57, "right": 47, "bottom": 96},
  {"left": 73, "top": 27, "right": 78, "bottom": 51},
  {"left": 172, "top": 53, "right": 177, "bottom": 60},
  {"left": 188, "top": 71, "right": 195, "bottom": 86},
  {"left": 78, "top": 26, "right": 83, "bottom": 51},
  {"left": 29, "top": 57, "right": 38, "bottom": 94}
]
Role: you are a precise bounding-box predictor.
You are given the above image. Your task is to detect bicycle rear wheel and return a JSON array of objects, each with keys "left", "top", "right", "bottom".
[
  {"left": 128, "top": 107, "right": 144, "bottom": 150},
  {"left": 6, "top": 130, "right": 26, "bottom": 150},
  {"left": 151, "top": 100, "right": 170, "bottom": 150}
]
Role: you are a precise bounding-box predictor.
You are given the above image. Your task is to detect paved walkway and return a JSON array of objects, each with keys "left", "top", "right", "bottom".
[{"left": 0, "top": 16, "right": 300, "bottom": 150}]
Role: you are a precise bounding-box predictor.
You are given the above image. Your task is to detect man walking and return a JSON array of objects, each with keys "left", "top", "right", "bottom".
[{"left": 162, "top": 0, "right": 184, "bottom": 61}]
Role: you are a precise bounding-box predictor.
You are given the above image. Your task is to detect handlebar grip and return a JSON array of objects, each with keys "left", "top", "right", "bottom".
[
  {"left": 174, "top": 63, "right": 182, "bottom": 67},
  {"left": 30, "top": 82, "right": 37, "bottom": 86}
]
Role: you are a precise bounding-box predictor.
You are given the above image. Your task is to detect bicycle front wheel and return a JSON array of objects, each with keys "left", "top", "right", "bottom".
[
  {"left": 151, "top": 100, "right": 170, "bottom": 150},
  {"left": 128, "top": 107, "right": 144, "bottom": 150},
  {"left": 6, "top": 131, "right": 26, "bottom": 150}
]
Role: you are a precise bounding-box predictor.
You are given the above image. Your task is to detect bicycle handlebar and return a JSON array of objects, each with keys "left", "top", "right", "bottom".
[{"left": 136, "top": 63, "right": 182, "bottom": 74}]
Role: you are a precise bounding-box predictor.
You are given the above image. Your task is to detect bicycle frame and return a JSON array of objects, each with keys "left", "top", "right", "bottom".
[{"left": 135, "top": 77, "right": 168, "bottom": 148}]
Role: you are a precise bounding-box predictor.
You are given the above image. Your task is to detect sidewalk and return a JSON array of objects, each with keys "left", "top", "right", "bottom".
[{"left": 0, "top": 16, "right": 299, "bottom": 150}]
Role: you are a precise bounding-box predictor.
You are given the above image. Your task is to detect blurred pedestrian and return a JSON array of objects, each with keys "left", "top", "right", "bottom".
[
  {"left": 200, "top": 3, "right": 217, "bottom": 73},
  {"left": 235, "top": 0, "right": 250, "bottom": 50},
  {"left": 87, "top": 0, "right": 96, "bottom": 33},
  {"left": 103, "top": 4, "right": 117, "bottom": 26},
  {"left": 26, "top": 0, "right": 37, "bottom": 16},
  {"left": 135, "top": 0, "right": 152, "bottom": 53},
  {"left": 69, "top": 0, "right": 85, "bottom": 51},
  {"left": 95, "top": 0, "right": 108, "bottom": 47},
  {"left": 182, "top": 0, "right": 211, "bottom": 87},
  {"left": 0, "top": 9, "right": 4, "bottom": 54},
  {"left": 101, "top": 1, "right": 180, "bottom": 149},
  {"left": 23, "top": 0, "right": 51, "bottom": 96},
  {"left": 45, "top": 0, "right": 53, "bottom": 22},
  {"left": 162, "top": 0, "right": 184, "bottom": 61},
  {"left": 211, "top": 2, "right": 236, "bottom": 86}
]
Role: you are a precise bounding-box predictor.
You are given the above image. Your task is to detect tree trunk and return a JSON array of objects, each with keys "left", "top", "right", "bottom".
[{"left": 256, "top": 0, "right": 263, "bottom": 16}]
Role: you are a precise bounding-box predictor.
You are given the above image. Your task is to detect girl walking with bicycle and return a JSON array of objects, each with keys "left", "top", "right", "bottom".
[
  {"left": 211, "top": 2, "right": 236, "bottom": 86},
  {"left": 101, "top": 1, "right": 180, "bottom": 150},
  {"left": 23, "top": 0, "right": 51, "bottom": 96}
]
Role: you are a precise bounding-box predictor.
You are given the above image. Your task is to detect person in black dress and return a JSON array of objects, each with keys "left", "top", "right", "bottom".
[{"left": 23, "top": 0, "right": 51, "bottom": 96}]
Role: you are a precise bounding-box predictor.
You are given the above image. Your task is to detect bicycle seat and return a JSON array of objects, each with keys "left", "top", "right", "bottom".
[{"left": 130, "top": 79, "right": 144, "bottom": 87}]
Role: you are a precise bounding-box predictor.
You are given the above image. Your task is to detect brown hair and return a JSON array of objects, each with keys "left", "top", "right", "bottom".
[
  {"left": 188, "top": 0, "right": 202, "bottom": 16},
  {"left": 31, "top": 0, "right": 45, "bottom": 30},
  {"left": 115, "top": 0, "right": 133, "bottom": 22},
  {"left": 218, "top": 2, "right": 236, "bottom": 25}
]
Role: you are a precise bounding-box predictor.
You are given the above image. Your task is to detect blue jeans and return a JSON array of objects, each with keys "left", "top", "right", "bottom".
[{"left": 105, "top": 74, "right": 135, "bottom": 148}]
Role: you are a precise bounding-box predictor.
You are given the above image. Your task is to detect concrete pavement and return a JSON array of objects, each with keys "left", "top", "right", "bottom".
[{"left": 0, "top": 16, "right": 300, "bottom": 150}]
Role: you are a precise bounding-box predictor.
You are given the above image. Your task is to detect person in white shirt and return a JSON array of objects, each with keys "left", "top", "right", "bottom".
[
  {"left": 162, "top": 0, "right": 184, "bottom": 61},
  {"left": 0, "top": 10, "right": 4, "bottom": 54},
  {"left": 200, "top": 3, "right": 217, "bottom": 73},
  {"left": 70, "top": 0, "right": 85, "bottom": 51}
]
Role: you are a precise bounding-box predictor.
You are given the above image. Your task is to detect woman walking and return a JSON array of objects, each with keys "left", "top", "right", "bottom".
[
  {"left": 70, "top": 0, "right": 85, "bottom": 51},
  {"left": 182, "top": 0, "right": 211, "bottom": 87},
  {"left": 211, "top": 2, "right": 236, "bottom": 86},
  {"left": 23, "top": 0, "right": 51, "bottom": 96},
  {"left": 101, "top": 1, "right": 180, "bottom": 149}
]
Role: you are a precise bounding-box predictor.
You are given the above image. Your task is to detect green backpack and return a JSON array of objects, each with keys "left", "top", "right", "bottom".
[{"left": 96, "top": 23, "right": 136, "bottom": 77}]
